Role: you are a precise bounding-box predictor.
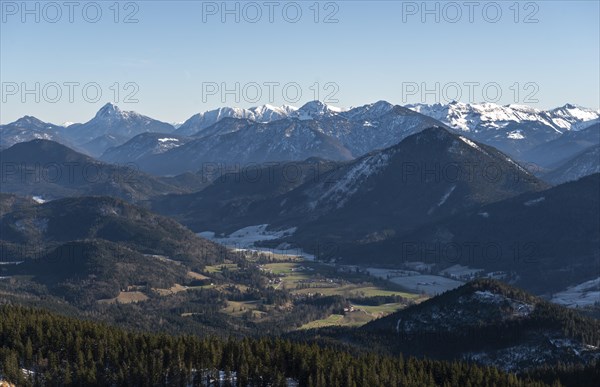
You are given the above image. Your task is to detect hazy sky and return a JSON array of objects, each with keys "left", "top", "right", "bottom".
[{"left": 1, "top": 0, "right": 599, "bottom": 124}]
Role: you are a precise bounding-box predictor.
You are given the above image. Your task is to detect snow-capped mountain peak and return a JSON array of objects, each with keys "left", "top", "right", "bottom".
[
  {"left": 292, "top": 100, "right": 347, "bottom": 121},
  {"left": 12, "top": 115, "right": 49, "bottom": 128},
  {"left": 407, "top": 102, "right": 599, "bottom": 134},
  {"left": 176, "top": 103, "right": 301, "bottom": 136},
  {"left": 342, "top": 100, "right": 395, "bottom": 121},
  {"left": 95, "top": 102, "right": 122, "bottom": 118}
]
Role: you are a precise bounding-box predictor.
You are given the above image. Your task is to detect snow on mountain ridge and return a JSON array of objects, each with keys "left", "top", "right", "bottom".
[
  {"left": 407, "top": 102, "right": 600, "bottom": 135},
  {"left": 176, "top": 104, "right": 300, "bottom": 136},
  {"left": 307, "top": 148, "right": 395, "bottom": 210}
]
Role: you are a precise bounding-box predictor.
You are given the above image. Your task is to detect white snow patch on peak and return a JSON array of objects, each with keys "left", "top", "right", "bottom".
[
  {"left": 293, "top": 100, "right": 348, "bottom": 120},
  {"left": 459, "top": 136, "right": 478, "bottom": 148},
  {"left": 406, "top": 102, "right": 600, "bottom": 133},
  {"left": 551, "top": 104, "right": 600, "bottom": 122},
  {"left": 507, "top": 130, "right": 525, "bottom": 139},
  {"left": 32, "top": 196, "right": 46, "bottom": 204},
  {"left": 505, "top": 157, "right": 529, "bottom": 174},
  {"left": 458, "top": 136, "right": 488, "bottom": 156},
  {"left": 158, "top": 138, "right": 179, "bottom": 143}
]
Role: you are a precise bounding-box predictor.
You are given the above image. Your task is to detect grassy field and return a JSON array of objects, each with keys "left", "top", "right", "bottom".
[
  {"left": 221, "top": 300, "right": 268, "bottom": 319},
  {"left": 98, "top": 291, "right": 148, "bottom": 304},
  {"left": 187, "top": 271, "right": 210, "bottom": 280},
  {"left": 153, "top": 283, "right": 188, "bottom": 296},
  {"left": 204, "top": 263, "right": 239, "bottom": 273},
  {"left": 261, "top": 261, "right": 420, "bottom": 299},
  {"left": 297, "top": 301, "right": 410, "bottom": 329},
  {"left": 242, "top": 250, "right": 305, "bottom": 263},
  {"left": 299, "top": 314, "right": 345, "bottom": 329},
  {"left": 194, "top": 252, "right": 425, "bottom": 329}
]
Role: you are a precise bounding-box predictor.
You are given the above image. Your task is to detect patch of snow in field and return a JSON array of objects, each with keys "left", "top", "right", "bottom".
[
  {"left": 551, "top": 277, "right": 600, "bottom": 307},
  {"left": 404, "top": 261, "right": 435, "bottom": 271},
  {"left": 199, "top": 224, "right": 313, "bottom": 260},
  {"left": 366, "top": 267, "right": 463, "bottom": 295},
  {"left": 388, "top": 275, "right": 463, "bottom": 295},
  {"left": 440, "top": 264, "right": 483, "bottom": 279},
  {"left": 365, "top": 267, "right": 421, "bottom": 278},
  {"left": 199, "top": 224, "right": 296, "bottom": 248}
]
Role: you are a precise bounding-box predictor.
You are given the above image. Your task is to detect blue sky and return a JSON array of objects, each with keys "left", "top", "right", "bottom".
[{"left": 1, "top": 0, "right": 599, "bottom": 124}]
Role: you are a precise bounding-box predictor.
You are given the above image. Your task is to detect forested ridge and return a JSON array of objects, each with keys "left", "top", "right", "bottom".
[{"left": 0, "top": 304, "right": 566, "bottom": 387}]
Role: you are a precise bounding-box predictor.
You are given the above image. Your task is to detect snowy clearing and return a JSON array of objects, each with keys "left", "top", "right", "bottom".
[
  {"left": 551, "top": 278, "right": 600, "bottom": 307},
  {"left": 199, "top": 224, "right": 314, "bottom": 260}
]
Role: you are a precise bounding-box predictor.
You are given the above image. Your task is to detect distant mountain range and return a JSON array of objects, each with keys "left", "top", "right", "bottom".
[
  {"left": 104, "top": 101, "right": 446, "bottom": 175},
  {"left": 1, "top": 105, "right": 599, "bottom": 367},
  {"left": 543, "top": 145, "right": 600, "bottom": 184},
  {"left": 175, "top": 104, "right": 298, "bottom": 136},
  {"left": 407, "top": 102, "right": 599, "bottom": 157},
  {"left": 0, "top": 139, "right": 185, "bottom": 202},
  {"left": 3, "top": 101, "right": 598, "bottom": 178},
  {"left": 0, "top": 116, "right": 74, "bottom": 149},
  {"left": 523, "top": 122, "right": 600, "bottom": 168},
  {"left": 151, "top": 127, "right": 548, "bottom": 247},
  {"left": 65, "top": 103, "right": 176, "bottom": 156}
]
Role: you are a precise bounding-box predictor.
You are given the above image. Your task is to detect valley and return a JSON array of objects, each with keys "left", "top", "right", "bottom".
[
  {"left": 3, "top": 2, "right": 599, "bottom": 384},
  {"left": 1, "top": 100, "right": 598, "bottom": 386}
]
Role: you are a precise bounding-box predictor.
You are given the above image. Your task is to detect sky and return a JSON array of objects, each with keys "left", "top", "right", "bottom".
[{"left": 1, "top": 0, "right": 599, "bottom": 124}]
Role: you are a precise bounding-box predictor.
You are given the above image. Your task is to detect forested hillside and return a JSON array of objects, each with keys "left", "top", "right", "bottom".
[{"left": 0, "top": 304, "right": 566, "bottom": 387}]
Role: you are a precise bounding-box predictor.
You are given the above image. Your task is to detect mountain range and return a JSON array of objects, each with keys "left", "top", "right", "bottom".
[
  {"left": 407, "top": 102, "right": 600, "bottom": 157},
  {"left": 0, "top": 139, "right": 185, "bottom": 202},
  {"left": 3, "top": 100, "right": 598, "bottom": 182},
  {"left": 1, "top": 100, "right": 599, "bottom": 385},
  {"left": 155, "top": 126, "right": 546, "bottom": 240}
]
